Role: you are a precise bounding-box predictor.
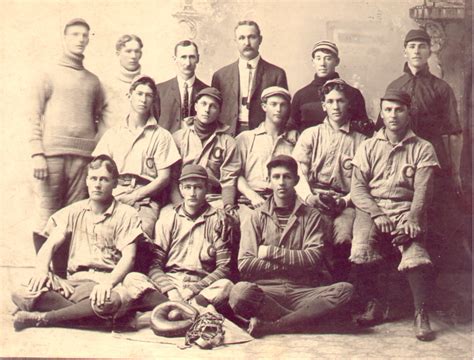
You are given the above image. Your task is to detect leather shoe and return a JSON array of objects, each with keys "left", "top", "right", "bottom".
[{"left": 414, "top": 306, "right": 435, "bottom": 341}]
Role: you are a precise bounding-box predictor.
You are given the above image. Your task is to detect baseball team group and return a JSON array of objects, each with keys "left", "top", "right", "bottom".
[{"left": 10, "top": 17, "right": 464, "bottom": 345}]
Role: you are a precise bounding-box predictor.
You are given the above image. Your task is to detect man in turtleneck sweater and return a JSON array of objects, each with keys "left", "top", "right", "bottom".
[
  {"left": 290, "top": 41, "right": 373, "bottom": 136},
  {"left": 30, "top": 18, "right": 104, "bottom": 277},
  {"left": 99, "top": 34, "right": 143, "bottom": 136},
  {"left": 171, "top": 87, "right": 241, "bottom": 211}
]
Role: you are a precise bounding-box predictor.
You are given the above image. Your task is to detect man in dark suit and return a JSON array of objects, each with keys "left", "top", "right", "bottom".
[
  {"left": 212, "top": 20, "right": 288, "bottom": 135},
  {"left": 156, "top": 40, "right": 208, "bottom": 133}
]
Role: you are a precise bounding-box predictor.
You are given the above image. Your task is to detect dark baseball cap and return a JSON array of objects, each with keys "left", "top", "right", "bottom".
[
  {"left": 267, "top": 155, "right": 298, "bottom": 176},
  {"left": 179, "top": 164, "right": 208, "bottom": 182},
  {"left": 404, "top": 29, "right": 431, "bottom": 46},
  {"left": 195, "top": 87, "right": 223, "bottom": 106},
  {"left": 381, "top": 89, "right": 411, "bottom": 107},
  {"left": 64, "top": 18, "right": 90, "bottom": 33}
]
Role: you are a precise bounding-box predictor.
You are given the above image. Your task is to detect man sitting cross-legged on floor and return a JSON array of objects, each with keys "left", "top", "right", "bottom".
[
  {"left": 146, "top": 164, "right": 234, "bottom": 313},
  {"left": 11, "top": 155, "right": 168, "bottom": 331},
  {"left": 228, "top": 155, "right": 353, "bottom": 337}
]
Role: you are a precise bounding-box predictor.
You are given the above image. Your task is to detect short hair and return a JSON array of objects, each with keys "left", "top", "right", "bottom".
[
  {"left": 115, "top": 34, "right": 143, "bottom": 52},
  {"left": 319, "top": 82, "right": 351, "bottom": 102},
  {"left": 234, "top": 20, "right": 261, "bottom": 37},
  {"left": 130, "top": 77, "right": 157, "bottom": 98},
  {"left": 88, "top": 155, "right": 119, "bottom": 180},
  {"left": 174, "top": 40, "right": 199, "bottom": 56}
]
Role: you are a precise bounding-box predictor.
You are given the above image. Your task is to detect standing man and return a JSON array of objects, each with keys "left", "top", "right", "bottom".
[
  {"left": 100, "top": 34, "right": 144, "bottom": 135},
  {"left": 30, "top": 18, "right": 104, "bottom": 276},
  {"left": 350, "top": 90, "right": 438, "bottom": 341},
  {"left": 93, "top": 75, "right": 181, "bottom": 238},
  {"left": 236, "top": 86, "right": 298, "bottom": 208},
  {"left": 229, "top": 155, "right": 353, "bottom": 337},
  {"left": 378, "top": 29, "right": 463, "bottom": 276},
  {"left": 293, "top": 79, "right": 367, "bottom": 282},
  {"left": 171, "top": 87, "right": 241, "bottom": 210},
  {"left": 148, "top": 164, "right": 234, "bottom": 312},
  {"left": 11, "top": 156, "right": 146, "bottom": 331},
  {"left": 212, "top": 20, "right": 288, "bottom": 135},
  {"left": 156, "top": 40, "right": 208, "bottom": 134},
  {"left": 290, "top": 41, "right": 372, "bottom": 136}
]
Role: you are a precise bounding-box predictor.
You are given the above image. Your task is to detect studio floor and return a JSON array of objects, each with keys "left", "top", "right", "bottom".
[{"left": 0, "top": 266, "right": 472, "bottom": 359}]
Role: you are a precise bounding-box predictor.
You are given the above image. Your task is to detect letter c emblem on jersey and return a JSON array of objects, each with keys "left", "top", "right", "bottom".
[
  {"left": 402, "top": 164, "right": 415, "bottom": 179},
  {"left": 342, "top": 158, "right": 353, "bottom": 171},
  {"left": 212, "top": 147, "right": 224, "bottom": 161}
]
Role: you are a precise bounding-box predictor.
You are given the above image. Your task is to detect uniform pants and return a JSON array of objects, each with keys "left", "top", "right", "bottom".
[{"left": 229, "top": 280, "right": 353, "bottom": 326}]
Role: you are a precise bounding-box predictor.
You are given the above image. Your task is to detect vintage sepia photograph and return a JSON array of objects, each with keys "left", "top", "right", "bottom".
[{"left": 0, "top": 0, "right": 472, "bottom": 358}]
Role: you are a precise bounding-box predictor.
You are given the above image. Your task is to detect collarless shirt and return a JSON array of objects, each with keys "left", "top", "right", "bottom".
[
  {"left": 43, "top": 199, "right": 142, "bottom": 274},
  {"left": 351, "top": 128, "right": 439, "bottom": 202},
  {"left": 93, "top": 115, "right": 181, "bottom": 181},
  {"left": 236, "top": 122, "right": 298, "bottom": 192},
  {"left": 238, "top": 55, "right": 261, "bottom": 123},
  {"left": 293, "top": 118, "right": 366, "bottom": 194}
]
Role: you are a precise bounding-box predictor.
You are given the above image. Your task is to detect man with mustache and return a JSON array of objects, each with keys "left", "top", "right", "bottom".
[
  {"left": 212, "top": 20, "right": 288, "bottom": 135},
  {"left": 156, "top": 40, "right": 209, "bottom": 134},
  {"left": 100, "top": 34, "right": 144, "bottom": 135},
  {"left": 350, "top": 89, "right": 438, "bottom": 341},
  {"left": 293, "top": 79, "right": 367, "bottom": 282},
  {"left": 30, "top": 18, "right": 104, "bottom": 278},
  {"left": 289, "top": 41, "right": 372, "bottom": 136},
  {"left": 229, "top": 155, "right": 353, "bottom": 337}
]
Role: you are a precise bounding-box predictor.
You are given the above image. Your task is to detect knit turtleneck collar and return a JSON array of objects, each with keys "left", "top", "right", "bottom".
[
  {"left": 194, "top": 119, "right": 218, "bottom": 142},
  {"left": 118, "top": 65, "right": 141, "bottom": 83},
  {"left": 313, "top": 72, "right": 339, "bottom": 87},
  {"left": 58, "top": 52, "right": 84, "bottom": 70}
]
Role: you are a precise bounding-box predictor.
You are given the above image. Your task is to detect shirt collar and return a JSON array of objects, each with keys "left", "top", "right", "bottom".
[
  {"left": 403, "top": 62, "right": 430, "bottom": 78},
  {"left": 124, "top": 114, "right": 159, "bottom": 129},
  {"left": 260, "top": 194, "right": 305, "bottom": 218},
  {"left": 84, "top": 198, "right": 117, "bottom": 217},
  {"left": 323, "top": 117, "right": 350, "bottom": 134},
  {"left": 175, "top": 202, "right": 217, "bottom": 220},
  {"left": 177, "top": 74, "right": 196, "bottom": 89},
  {"left": 375, "top": 128, "right": 417, "bottom": 145},
  {"left": 253, "top": 121, "right": 289, "bottom": 139},
  {"left": 238, "top": 54, "right": 261, "bottom": 70}
]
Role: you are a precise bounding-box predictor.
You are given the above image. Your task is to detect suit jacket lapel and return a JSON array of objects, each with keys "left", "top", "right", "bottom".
[
  {"left": 171, "top": 77, "right": 181, "bottom": 107},
  {"left": 231, "top": 61, "right": 239, "bottom": 99}
]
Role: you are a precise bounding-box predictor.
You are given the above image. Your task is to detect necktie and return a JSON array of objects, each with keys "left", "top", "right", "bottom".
[
  {"left": 182, "top": 82, "right": 189, "bottom": 119},
  {"left": 246, "top": 62, "right": 253, "bottom": 108}
]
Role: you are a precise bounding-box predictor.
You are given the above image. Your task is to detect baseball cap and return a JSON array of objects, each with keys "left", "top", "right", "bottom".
[
  {"left": 404, "top": 29, "right": 431, "bottom": 46},
  {"left": 380, "top": 89, "right": 412, "bottom": 107},
  {"left": 261, "top": 86, "right": 291, "bottom": 102},
  {"left": 311, "top": 40, "right": 339, "bottom": 57},
  {"left": 195, "top": 87, "right": 223, "bottom": 106},
  {"left": 64, "top": 18, "right": 90, "bottom": 33},
  {"left": 267, "top": 155, "right": 298, "bottom": 176},
  {"left": 179, "top": 164, "right": 209, "bottom": 182}
]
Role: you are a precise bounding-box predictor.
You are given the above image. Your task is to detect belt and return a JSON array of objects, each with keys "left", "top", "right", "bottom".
[
  {"left": 310, "top": 182, "right": 346, "bottom": 196},
  {"left": 73, "top": 266, "right": 112, "bottom": 274},
  {"left": 118, "top": 174, "right": 150, "bottom": 187}
]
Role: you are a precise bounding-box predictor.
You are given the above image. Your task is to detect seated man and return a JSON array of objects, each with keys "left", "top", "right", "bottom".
[
  {"left": 171, "top": 87, "right": 241, "bottom": 212},
  {"left": 293, "top": 79, "right": 366, "bottom": 281},
  {"left": 93, "top": 75, "right": 181, "bottom": 238},
  {"left": 11, "top": 155, "right": 156, "bottom": 331},
  {"left": 229, "top": 155, "right": 353, "bottom": 337},
  {"left": 236, "top": 86, "right": 298, "bottom": 209},
  {"left": 350, "top": 90, "right": 438, "bottom": 341},
  {"left": 148, "top": 164, "right": 234, "bottom": 312}
]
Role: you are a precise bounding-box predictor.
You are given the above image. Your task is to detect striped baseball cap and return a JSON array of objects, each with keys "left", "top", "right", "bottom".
[{"left": 311, "top": 40, "right": 339, "bottom": 57}]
